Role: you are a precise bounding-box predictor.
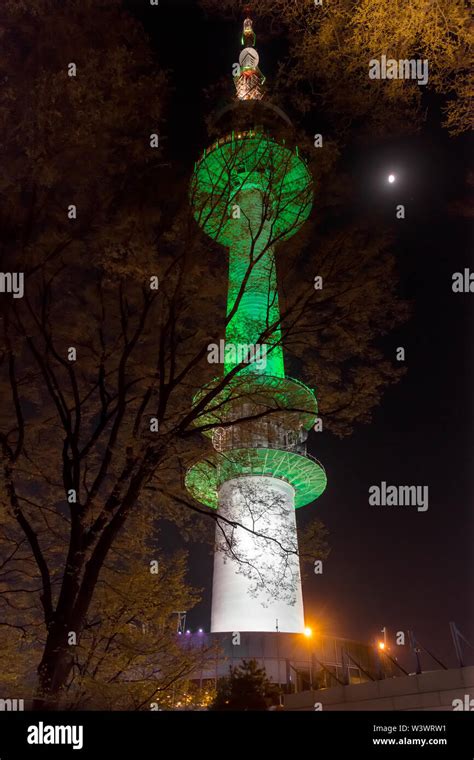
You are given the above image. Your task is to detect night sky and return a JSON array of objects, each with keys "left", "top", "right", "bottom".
[{"left": 129, "top": 0, "right": 473, "bottom": 668}]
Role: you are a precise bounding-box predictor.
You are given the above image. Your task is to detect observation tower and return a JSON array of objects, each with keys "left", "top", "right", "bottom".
[{"left": 185, "top": 14, "right": 327, "bottom": 633}]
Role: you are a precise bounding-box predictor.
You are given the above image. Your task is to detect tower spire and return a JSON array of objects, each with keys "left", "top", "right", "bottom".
[
  {"left": 241, "top": 7, "right": 256, "bottom": 47},
  {"left": 234, "top": 10, "right": 265, "bottom": 101}
]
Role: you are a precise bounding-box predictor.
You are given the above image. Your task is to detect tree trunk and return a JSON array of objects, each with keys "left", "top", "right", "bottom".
[{"left": 33, "top": 624, "right": 75, "bottom": 710}]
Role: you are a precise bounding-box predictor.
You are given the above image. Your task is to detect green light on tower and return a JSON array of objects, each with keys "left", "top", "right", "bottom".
[
  {"left": 191, "top": 132, "right": 313, "bottom": 379},
  {"left": 185, "top": 12, "right": 327, "bottom": 633},
  {"left": 187, "top": 128, "right": 326, "bottom": 507}
]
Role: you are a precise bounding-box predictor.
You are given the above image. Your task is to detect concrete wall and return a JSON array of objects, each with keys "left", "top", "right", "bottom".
[{"left": 284, "top": 666, "right": 474, "bottom": 711}]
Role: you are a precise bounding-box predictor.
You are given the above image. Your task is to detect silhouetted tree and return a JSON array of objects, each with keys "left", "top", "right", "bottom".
[{"left": 209, "top": 659, "right": 278, "bottom": 710}]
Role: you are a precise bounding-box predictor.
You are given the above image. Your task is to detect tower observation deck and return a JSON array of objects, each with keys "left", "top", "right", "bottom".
[{"left": 185, "top": 15, "right": 327, "bottom": 633}]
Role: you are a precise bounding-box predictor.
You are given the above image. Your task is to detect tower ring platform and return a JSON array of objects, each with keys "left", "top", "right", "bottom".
[{"left": 185, "top": 447, "right": 327, "bottom": 510}]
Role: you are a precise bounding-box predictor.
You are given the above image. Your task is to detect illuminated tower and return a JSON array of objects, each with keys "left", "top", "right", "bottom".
[{"left": 186, "top": 15, "right": 327, "bottom": 633}]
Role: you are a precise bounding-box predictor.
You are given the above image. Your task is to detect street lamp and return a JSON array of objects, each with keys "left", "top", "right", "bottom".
[
  {"left": 303, "top": 626, "right": 313, "bottom": 689},
  {"left": 376, "top": 631, "right": 388, "bottom": 680}
]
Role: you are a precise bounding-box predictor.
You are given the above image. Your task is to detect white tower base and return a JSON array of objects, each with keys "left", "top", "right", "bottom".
[{"left": 211, "top": 475, "right": 305, "bottom": 633}]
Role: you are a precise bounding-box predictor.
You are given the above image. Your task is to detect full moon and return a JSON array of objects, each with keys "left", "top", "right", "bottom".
[{"left": 388, "top": 173, "right": 396, "bottom": 184}]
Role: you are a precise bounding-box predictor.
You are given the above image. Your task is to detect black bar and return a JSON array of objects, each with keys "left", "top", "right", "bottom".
[{"left": 0, "top": 710, "right": 472, "bottom": 758}]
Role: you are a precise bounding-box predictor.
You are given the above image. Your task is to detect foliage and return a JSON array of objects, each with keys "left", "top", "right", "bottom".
[
  {"left": 209, "top": 658, "right": 279, "bottom": 710},
  {"left": 201, "top": 0, "right": 472, "bottom": 136}
]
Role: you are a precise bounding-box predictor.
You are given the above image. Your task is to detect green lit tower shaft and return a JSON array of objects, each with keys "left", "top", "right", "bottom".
[{"left": 186, "top": 17, "right": 326, "bottom": 633}]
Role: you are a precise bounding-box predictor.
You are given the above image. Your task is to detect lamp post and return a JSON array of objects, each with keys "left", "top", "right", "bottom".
[
  {"left": 304, "top": 627, "right": 313, "bottom": 689},
  {"left": 276, "top": 618, "right": 284, "bottom": 706},
  {"left": 376, "top": 635, "right": 387, "bottom": 679}
]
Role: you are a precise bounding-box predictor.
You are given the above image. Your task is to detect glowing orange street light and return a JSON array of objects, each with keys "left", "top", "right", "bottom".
[
  {"left": 378, "top": 641, "right": 385, "bottom": 651},
  {"left": 303, "top": 627, "right": 314, "bottom": 689}
]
